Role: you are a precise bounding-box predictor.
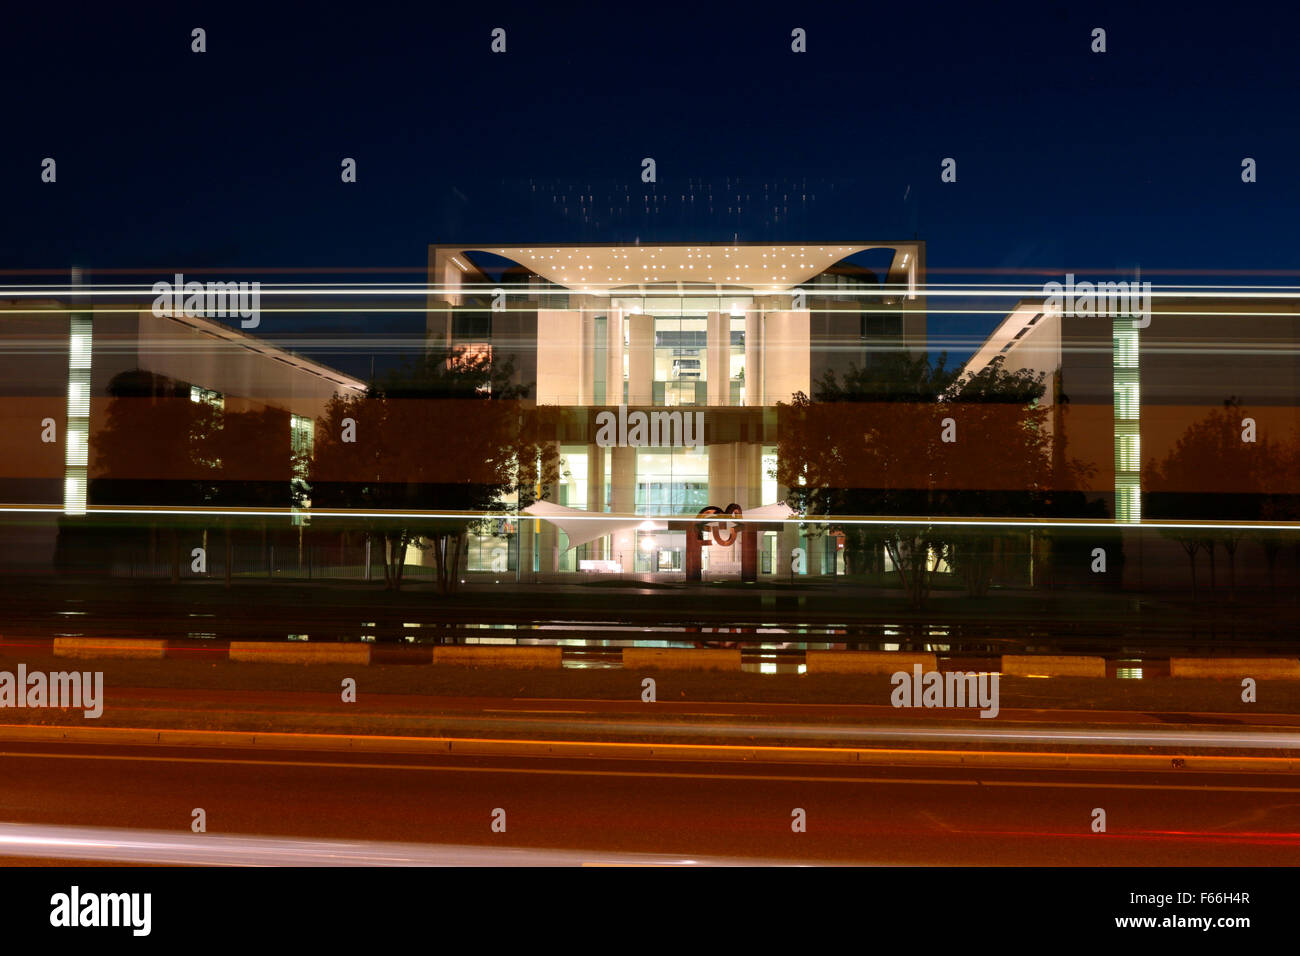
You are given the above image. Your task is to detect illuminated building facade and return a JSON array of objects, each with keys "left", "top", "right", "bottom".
[
  {"left": 426, "top": 241, "right": 927, "bottom": 579},
  {"left": 963, "top": 292, "right": 1300, "bottom": 587},
  {"left": 0, "top": 294, "right": 365, "bottom": 570}
]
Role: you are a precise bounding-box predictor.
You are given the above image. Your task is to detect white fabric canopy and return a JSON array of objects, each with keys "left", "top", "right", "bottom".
[{"left": 522, "top": 500, "right": 796, "bottom": 551}]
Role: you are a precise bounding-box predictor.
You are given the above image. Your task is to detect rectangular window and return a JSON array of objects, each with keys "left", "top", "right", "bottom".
[
  {"left": 190, "top": 385, "right": 224, "bottom": 409},
  {"left": 557, "top": 446, "right": 589, "bottom": 511},
  {"left": 653, "top": 316, "right": 707, "bottom": 406},
  {"left": 634, "top": 446, "right": 709, "bottom": 516},
  {"left": 63, "top": 315, "right": 93, "bottom": 516},
  {"left": 290, "top": 414, "right": 314, "bottom": 518},
  {"left": 729, "top": 315, "right": 747, "bottom": 406},
  {"left": 593, "top": 315, "right": 607, "bottom": 405}
]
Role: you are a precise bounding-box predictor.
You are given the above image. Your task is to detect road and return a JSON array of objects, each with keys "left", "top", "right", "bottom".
[{"left": 1, "top": 739, "right": 1298, "bottom": 865}]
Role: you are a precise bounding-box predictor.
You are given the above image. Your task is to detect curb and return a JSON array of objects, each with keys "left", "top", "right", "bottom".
[
  {"left": 1002, "top": 655, "right": 1107, "bottom": 678},
  {"left": 10, "top": 638, "right": 1300, "bottom": 681},
  {"left": 622, "top": 648, "right": 741, "bottom": 671},
  {"left": 434, "top": 646, "right": 561, "bottom": 668},
  {"left": 806, "top": 651, "right": 937, "bottom": 674},
  {"left": 1170, "top": 657, "right": 1300, "bottom": 679}
]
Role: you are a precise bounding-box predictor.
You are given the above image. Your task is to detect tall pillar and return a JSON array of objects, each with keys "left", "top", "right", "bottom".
[
  {"left": 740, "top": 442, "right": 762, "bottom": 509},
  {"left": 537, "top": 439, "right": 562, "bottom": 572},
  {"left": 745, "top": 308, "right": 764, "bottom": 405},
  {"left": 706, "top": 311, "right": 729, "bottom": 406},
  {"left": 705, "top": 443, "right": 737, "bottom": 576},
  {"left": 538, "top": 513, "right": 559, "bottom": 574},
  {"left": 536, "top": 310, "right": 584, "bottom": 405},
  {"left": 606, "top": 308, "right": 624, "bottom": 405},
  {"left": 587, "top": 441, "right": 605, "bottom": 559},
  {"left": 518, "top": 514, "right": 535, "bottom": 580},
  {"left": 741, "top": 528, "right": 758, "bottom": 582},
  {"left": 578, "top": 296, "right": 594, "bottom": 406},
  {"left": 762, "top": 310, "right": 810, "bottom": 405},
  {"left": 708, "top": 441, "right": 736, "bottom": 508},
  {"left": 627, "top": 313, "right": 653, "bottom": 405},
  {"left": 611, "top": 446, "right": 636, "bottom": 572}
]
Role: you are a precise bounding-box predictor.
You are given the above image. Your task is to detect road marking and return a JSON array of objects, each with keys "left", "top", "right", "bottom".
[{"left": 2, "top": 749, "right": 1299, "bottom": 793}]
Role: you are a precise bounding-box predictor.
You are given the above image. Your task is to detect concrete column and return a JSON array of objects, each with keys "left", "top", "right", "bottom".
[
  {"left": 627, "top": 313, "right": 653, "bottom": 406},
  {"left": 811, "top": 532, "right": 827, "bottom": 575},
  {"left": 518, "top": 515, "right": 535, "bottom": 579},
  {"left": 708, "top": 441, "right": 736, "bottom": 507},
  {"left": 778, "top": 526, "right": 801, "bottom": 577},
  {"left": 745, "top": 308, "right": 763, "bottom": 406},
  {"left": 706, "top": 311, "right": 729, "bottom": 406},
  {"left": 740, "top": 442, "right": 762, "bottom": 509},
  {"left": 705, "top": 443, "right": 738, "bottom": 575},
  {"left": 536, "top": 309, "right": 583, "bottom": 405},
  {"left": 610, "top": 446, "right": 637, "bottom": 571},
  {"left": 762, "top": 310, "right": 811, "bottom": 405},
  {"left": 606, "top": 309, "right": 624, "bottom": 405},
  {"left": 578, "top": 297, "right": 594, "bottom": 406},
  {"left": 537, "top": 439, "right": 563, "bottom": 572},
  {"left": 538, "top": 511, "right": 560, "bottom": 574},
  {"left": 587, "top": 442, "right": 605, "bottom": 559}
]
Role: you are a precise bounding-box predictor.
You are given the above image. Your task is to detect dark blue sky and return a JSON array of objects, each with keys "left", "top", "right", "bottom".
[{"left": 3, "top": 1, "right": 1297, "bottom": 371}]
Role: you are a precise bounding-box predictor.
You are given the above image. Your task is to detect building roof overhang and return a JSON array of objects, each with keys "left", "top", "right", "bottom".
[{"left": 432, "top": 241, "right": 922, "bottom": 295}]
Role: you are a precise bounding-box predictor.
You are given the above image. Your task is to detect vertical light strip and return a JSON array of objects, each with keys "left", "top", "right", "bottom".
[
  {"left": 290, "top": 413, "right": 314, "bottom": 526},
  {"left": 63, "top": 269, "right": 91, "bottom": 516},
  {"left": 1113, "top": 313, "right": 1141, "bottom": 523}
]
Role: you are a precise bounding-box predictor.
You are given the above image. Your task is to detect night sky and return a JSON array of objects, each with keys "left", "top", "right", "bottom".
[{"left": 3, "top": 1, "right": 1297, "bottom": 375}]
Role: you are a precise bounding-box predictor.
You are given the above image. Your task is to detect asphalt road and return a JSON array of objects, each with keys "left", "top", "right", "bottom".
[{"left": 1, "top": 740, "right": 1298, "bottom": 865}]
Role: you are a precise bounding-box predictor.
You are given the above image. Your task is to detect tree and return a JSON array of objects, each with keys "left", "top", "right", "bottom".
[
  {"left": 90, "top": 370, "right": 222, "bottom": 582},
  {"left": 777, "top": 351, "right": 956, "bottom": 605},
  {"left": 777, "top": 352, "right": 1061, "bottom": 606},
  {"left": 310, "top": 346, "right": 557, "bottom": 593},
  {"left": 1257, "top": 432, "right": 1300, "bottom": 597},
  {"left": 1145, "top": 398, "right": 1282, "bottom": 601},
  {"left": 207, "top": 406, "right": 299, "bottom": 587},
  {"left": 940, "top": 357, "right": 1056, "bottom": 597}
]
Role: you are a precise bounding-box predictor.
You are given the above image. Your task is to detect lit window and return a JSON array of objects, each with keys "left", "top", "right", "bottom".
[{"left": 190, "top": 385, "right": 224, "bottom": 409}]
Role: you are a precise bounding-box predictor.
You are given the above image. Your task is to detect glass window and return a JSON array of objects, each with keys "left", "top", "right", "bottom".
[
  {"left": 729, "top": 315, "right": 746, "bottom": 405},
  {"left": 557, "top": 447, "right": 589, "bottom": 510},
  {"left": 635, "top": 446, "right": 710, "bottom": 516},
  {"left": 654, "top": 316, "right": 707, "bottom": 407},
  {"left": 467, "top": 524, "right": 516, "bottom": 572},
  {"left": 190, "top": 385, "right": 224, "bottom": 409}
]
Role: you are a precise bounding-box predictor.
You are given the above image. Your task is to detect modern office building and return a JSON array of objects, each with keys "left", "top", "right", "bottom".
[
  {"left": 425, "top": 241, "right": 927, "bottom": 579},
  {"left": 962, "top": 290, "right": 1300, "bottom": 587},
  {"left": 0, "top": 292, "right": 366, "bottom": 570}
]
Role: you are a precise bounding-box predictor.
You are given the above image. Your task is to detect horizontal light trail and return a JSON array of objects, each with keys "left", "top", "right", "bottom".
[
  {"left": 4, "top": 265, "right": 1300, "bottom": 278},
  {"left": 5, "top": 741, "right": 1299, "bottom": 790},
  {"left": 0, "top": 822, "right": 768, "bottom": 866},
  {"left": 0, "top": 503, "right": 1296, "bottom": 531},
  {"left": 13, "top": 308, "right": 1300, "bottom": 321},
  {"left": 5, "top": 282, "right": 1300, "bottom": 299}
]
